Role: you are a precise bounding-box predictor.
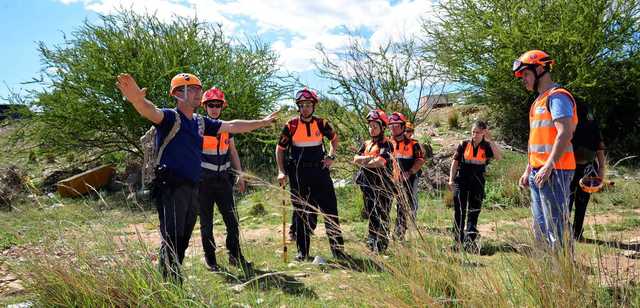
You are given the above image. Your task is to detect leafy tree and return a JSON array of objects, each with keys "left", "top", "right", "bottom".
[
  {"left": 315, "top": 36, "right": 446, "bottom": 147},
  {"left": 424, "top": 0, "right": 640, "bottom": 158},
  {"left": 24, "top": 10, "right": 293, "bottom": 173}
]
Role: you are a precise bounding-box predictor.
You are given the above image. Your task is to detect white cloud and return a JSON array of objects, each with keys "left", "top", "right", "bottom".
[{"left": 57, "top": 0, "right": 437, "bottom": 72}]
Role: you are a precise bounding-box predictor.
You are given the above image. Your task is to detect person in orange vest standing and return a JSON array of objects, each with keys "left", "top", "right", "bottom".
[
  {"left": 353, "top": 109, "right": 395, "bottom": 253},
  {"left": 448, "top": 121, "right": 501, "bottom": 251},
  {"left": 275, "top": 88, "right": 347, "bottom": 261},
  {"left": 388, "top": 112, "right": 425, "bottom": 241},
  {"left": 198, "top": 87, "right": 251, "bottom": 272},
  {"left": 513, "top": 50, "right": 578, "bottom": 250}
]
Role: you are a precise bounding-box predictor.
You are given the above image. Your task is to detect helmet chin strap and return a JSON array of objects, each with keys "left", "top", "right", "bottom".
[{"left": 531, "top": 67, "right": 548, "bottom": 94}]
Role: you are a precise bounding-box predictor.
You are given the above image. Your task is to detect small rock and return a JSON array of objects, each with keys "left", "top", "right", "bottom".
[
  {"left": 7, "top": 301, "right": 33, "bottom": 308},
  {"left": 312, "top": 255, "right": 326, "bottom": 265}
]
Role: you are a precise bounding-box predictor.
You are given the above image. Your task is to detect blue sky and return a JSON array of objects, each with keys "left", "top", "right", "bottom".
[{"left": 1, "top": 0, "right": 437, "bottom": 104}]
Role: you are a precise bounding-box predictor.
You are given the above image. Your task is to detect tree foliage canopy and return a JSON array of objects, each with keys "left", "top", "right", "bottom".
[
  {"left": 425, "top": 0, "right": 640, "bottom": 158},
  {"left": 27, "top": 10, "right": 293, "bottom": 172}
]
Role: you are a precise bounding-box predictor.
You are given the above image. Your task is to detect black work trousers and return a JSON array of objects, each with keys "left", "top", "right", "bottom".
[
  {"left": 360, "top": 182, "right": 393, "bottom": 252},
  {"left": 289, "top": 165, "right": 344, "bottom": 257},
  {"left": 569, "top": 163, "right": 593, "bottom": 240},
  {"left": 198, "top": 173, "right": 242, "bottom": 266},
  {"left": 453, "top": 178, "right": 484, "bottom": 243},
  {"left": 394, "top": 175, "right": 418, "bottom": 240},
  {"left": 155, "top": 182, "right": 199, "bottom": 283}
]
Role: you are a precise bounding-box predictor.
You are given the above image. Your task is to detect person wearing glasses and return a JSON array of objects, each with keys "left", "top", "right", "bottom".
[
  {"left": 116, "top": 73, "right": 277, "bottom": 283},
  {"left": 275, "top": 88, "right": 347, "bottom": 261},
  {"left": 198, "top": 87, "right": 252, "bottom": 273}
]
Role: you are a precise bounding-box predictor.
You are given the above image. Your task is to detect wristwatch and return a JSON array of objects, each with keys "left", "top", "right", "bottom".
[{"left": 326, "top": 154, "right": 336, "bottom": 160}]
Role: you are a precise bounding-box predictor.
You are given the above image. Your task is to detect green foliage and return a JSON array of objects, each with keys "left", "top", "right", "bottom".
[
  {"left": 26, "top": 10, "right": 292, "bottom": 172},
  {"left": 425, "top": 0, "right": 640, "bottom": 158}
]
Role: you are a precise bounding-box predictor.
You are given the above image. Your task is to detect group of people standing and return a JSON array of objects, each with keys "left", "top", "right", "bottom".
[{"left": 114, "top": 48, "right": 605, "bottom": 282}]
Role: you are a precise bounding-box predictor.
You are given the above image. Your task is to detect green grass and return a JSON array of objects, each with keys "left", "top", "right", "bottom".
[{"left": 2, "top": 120, "right": 640, "bottom": 306}]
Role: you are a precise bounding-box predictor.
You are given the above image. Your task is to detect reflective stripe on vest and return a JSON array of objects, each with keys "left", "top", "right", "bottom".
[
  {"left": 463, "top": 141, "right": 487, "bottom": 165},
  {"left": 391, "top": 138, "right": 417, "bottom": 159},
  {"left": 528, "top": 87, "right": 578, "bottom": 170},
  {"left": 201, "top": 161, "right": 231, "bottom": 172},
  {"left": 292, "top": 119, "right": 323, "bottom": 147},
  {"left": 202, "top": 132, "right": 231, "bottom": 172}
]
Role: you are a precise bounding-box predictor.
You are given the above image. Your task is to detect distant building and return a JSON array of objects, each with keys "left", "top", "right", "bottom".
[{"left": 418, "top": 93, "right": 458, "bottom": 110}]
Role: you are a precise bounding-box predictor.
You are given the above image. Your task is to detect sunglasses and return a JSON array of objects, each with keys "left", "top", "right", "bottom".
[{"left": 206, "top": 102, "right": 223, "bottom": 108}]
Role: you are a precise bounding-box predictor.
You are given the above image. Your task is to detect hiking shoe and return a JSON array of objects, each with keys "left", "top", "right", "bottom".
[
  {"left": 230, "top": 255, "right": 254, "bottom": 275},
  {"left": 332, "top": 249, "right": 350, "bottom": 261},
  {"left": 295, "top": 252, "right": 312, "bottom": 262},
  {"left": 207, "top": 263, "right": 221, "bottom": 272}
]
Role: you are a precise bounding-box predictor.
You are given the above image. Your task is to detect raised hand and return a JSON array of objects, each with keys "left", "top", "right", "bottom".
[
  {"left": 262, "top": 110, "right": 279, "bottom": 124},
  {"left": 116, "top": 74, "right": 147, "bottom": 104}
]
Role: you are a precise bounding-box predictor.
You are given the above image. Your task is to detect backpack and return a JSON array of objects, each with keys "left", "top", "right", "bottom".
[
  {"left": 140, "top": 109, "right": 204, "bottom": 189},
  {"left": 549, "top": 88, "right": 601, "bottom": 161}
]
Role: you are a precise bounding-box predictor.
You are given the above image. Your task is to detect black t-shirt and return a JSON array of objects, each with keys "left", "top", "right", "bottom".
[
  {"left": 277, "top": 116, "right": 336, "bottom": 163},
  {"left": 453, "top": 140, "right": 494, "bottom": 183}
]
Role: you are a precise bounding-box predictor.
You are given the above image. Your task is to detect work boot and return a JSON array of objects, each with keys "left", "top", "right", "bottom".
[
  {"left": 332, "top": 249, "right": 350, "bottom": 261},
  {"left": 205, "top": 254, "right": 220, "bottom": 272},
  {"left": 295, "top": 252, "right": 312, "bottom": 262},
  {"left": 229, "top": 255, "right": 254, "bottom": 275}
]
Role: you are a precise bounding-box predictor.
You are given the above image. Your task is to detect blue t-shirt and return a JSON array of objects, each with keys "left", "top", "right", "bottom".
[
  {"left": 155, "top": 109, "right": 221, "bottom": 183},
  {"left": 548, "top": 87, "right": 574, "bottom": 121}
]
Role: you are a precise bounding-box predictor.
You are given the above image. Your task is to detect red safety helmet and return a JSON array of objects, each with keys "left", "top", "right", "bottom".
[
  {"left": 295, "top": 88, "right": 318, "bottom": 104},
  {"left": 579, "top": 176, "right": 604, "bottom": 193},
  {"left": 201, "top": 87, "right": 228, "bottom": 108},
  {"left": 366, "top": 109, "right": 389, "bottom": 127},
  {"left": 388, "top": 112, "right": 407, "bottom": 125}
]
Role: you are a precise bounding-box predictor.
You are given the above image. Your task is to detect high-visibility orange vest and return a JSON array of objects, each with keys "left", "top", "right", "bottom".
[
  {"left": 292, "top": 119, "right": 323, "bottom": 147},
  {"left": 202, "top": 132, "right": 231, "bottom": 172},
  {"left": 391, "top": 138, "right": 420, "bottom": 171},
  {"left": 528, "top": 87, "right": 578, "bottom": 170},
  {"left": 463, "top": 141, "right": 487, "bottom": 165}
]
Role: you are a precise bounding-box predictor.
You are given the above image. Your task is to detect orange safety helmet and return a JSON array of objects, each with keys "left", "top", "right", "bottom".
[
  {"left": 201, "top": 87, "right": 228, "bottom": 108},
  {"left": 366, "top": 109, "right": 389, "bottom": 127},
  {"left": 512, "top": 50, "right": 556, "bottom": 78},
  {"left": 579, "top": 176, "right": 604, "bottom": 193},
  {"left": 388, "top": 112, "right": 407, "bottom": 125},
  {"left": 169, "top": 73, "right": 202, "bottom": 95}
]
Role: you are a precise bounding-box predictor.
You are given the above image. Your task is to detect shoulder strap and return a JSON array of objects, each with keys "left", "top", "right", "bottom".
[
  {"left": 197, "top": 114, "right": 205, "bottom": 136},
  {"left": 155, "top": 109, "right": 181, "bottom": 166},
  {"left": 288, "top": 117, "right": 299, "bottom": 136}
]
